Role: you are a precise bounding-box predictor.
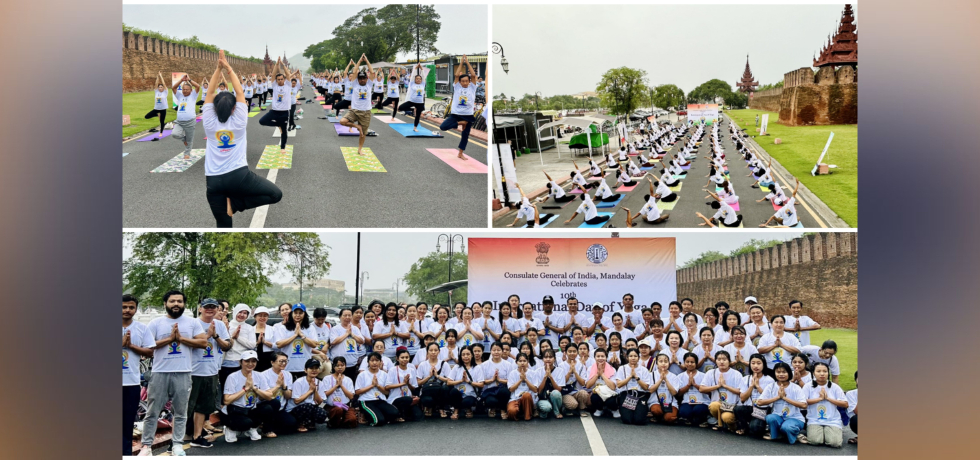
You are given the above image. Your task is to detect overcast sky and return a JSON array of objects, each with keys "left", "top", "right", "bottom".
[
  {"left": 492, "top": 4, "right": 857, "bottom": 97},
  {"left": 123, "top": 232, "right": 803, "bottom": 292},
  {"left": 123, "top": 4, "right": 487, "bottom": 62}
]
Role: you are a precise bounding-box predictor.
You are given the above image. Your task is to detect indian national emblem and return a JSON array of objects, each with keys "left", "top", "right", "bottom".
[{"left": 535, "top": 241, "right": 551, "bottom": 265}]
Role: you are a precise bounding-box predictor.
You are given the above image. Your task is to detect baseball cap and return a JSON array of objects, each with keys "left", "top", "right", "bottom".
[
  {"left": 542, "top": 295, "right": 554, "bottom": 304},
  {"left": 744, "top": 296, "right": 758, "bottom": 304},
  {"left": 293, "top": 303, "right": 307, "bottom": 312},
  {"left": 357, "top": 71, "right": 367, "bottom": 78},
  {"left": 201, "top": 298, "right": 220, "bottom": 308},
  {"left": 241, "top": 350, "right": 258, "bottom": 361},
  {"left": 592, "top": 302, "right": 604, "bottom": 310},
  {"left": 253, "top": 306, "right": 271, "bottom": 316},
  {"left": 638, "top": 340, "right": 652, "bottom": 348},
  {"left": 305, "top": 358, "right": 321, "bottom": 369}
]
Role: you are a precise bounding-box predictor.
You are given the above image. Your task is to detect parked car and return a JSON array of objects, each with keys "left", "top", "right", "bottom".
[{"left": 677, "top": 110, "right": 687, "bottom": 116}]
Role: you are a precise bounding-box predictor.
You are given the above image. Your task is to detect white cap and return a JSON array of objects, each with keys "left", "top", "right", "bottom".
[
  {"left": 253, "top": 306, "right": 271, "bottom": 316},
  {"left": 592, "top": 302, "right": 604, "bottom": 310},
  {"left": 744, "top": 296, "right": 758, "bottom": 304},
  {"left": 241, "top": 350, "right": 258, "bottom": 361}
]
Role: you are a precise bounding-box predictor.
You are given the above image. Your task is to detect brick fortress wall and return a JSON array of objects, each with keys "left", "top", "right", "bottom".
[
  {"left": 676, "top": 233, "right": 857, "bottom": 329},
  {"left": 747, "top": 66, "right": 857, "bottom": 126},
  {"left": 123, "top": 31, "right": 269, "bottom": 93}
]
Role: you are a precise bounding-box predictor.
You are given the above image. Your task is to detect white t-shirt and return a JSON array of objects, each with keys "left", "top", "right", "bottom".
[
  {"left": 548, "top": 181, "right": 567, "bottom": 199},
  {"left": 386, "top": 82, "right": 400, "bottom": 98},
  {"left": 450, "top": 364, "right": 484, "bottom": 398},
  {"left": 762, "top": 382, "right": 806, "bottom": 423},
  {"left": 649, "top": 370, "right": 681, "bottom": 408},
  {"left": 516, "top": 198, "right": 535, "bottom": 221},
  {"left": 270, "top": 82, "right": 291, "bottom": 111},
  {"left": 427, "top": 322, "right": 456, "bottom": 348},
  {"left": 191, "top": 319, "right": 231, "bottom": 377},
  {"left": 507, "top": 368, "right": 544, "bottom": 403},
  {"left": 722, "top": 343, "right": 760, "bottom": 374},
  {"left": 358, "top": 355, "right": 393, "bottom": 373},
  {"left": 534, "top": 311, "right": 567, "bottom": 341},
  {"left": 613, "top": 364, "right": 652, "bottom": 394},
  {"left": 323, "top": 374, "right": 354, "bottom": 406},
  {"left": 373, "top": 321, "right": 409, "bottom": 357},
  {"left": 679, "top": 371, "right": 709, "bottom": 405},
  {"left": 712, "top": 201, "right": 739, "bottom": 226},
  {"left": 243, "top": 85, "right": 254, "bottom": 98},
  {"left": 415, "top": 360, "right": 446, "bottom": 382},
  {"left": 275, "top": 324, "right": 319, "bottom": 373},
  {"left": 147, "top": 315, "right": 206, "bottom": 373},
  {"left": 805, "top": 383, "right": 846, "bottom": 427},
  {"left": 451, "top": 82, "right": 477, "bottom": 116},
  {"left": 845, "top": 388, "right": 858, "bottom": 418},
  {"left": 693, "top": 344, "right": 723, "bottom": 373},
  {"left": 202, "top": 102, "right": 248, "bottom": 176},
  {"left": 480, "top": 359, "right": 514, "bottom": 389},
  {"left": 153, "top": 90, "right": 168, "bottom": 110},
  {"left": 328, "top": 325, "right": 362, "bottom": 365},
  {"left": 356, "top": 323, "right": 371, "bottom": 358},
  {"left": 575, "top": 198, "right": 599, "bottom": 221},
  {"left": 385, "top": 365, "right": 418, "bottom": 403},
  {"left": 174, "top": 90, "right": 198, "bottom": 122},
  {"left": 372, "top": 79, "right": 385, "bottom": 93},
  {"left": 350, "top": 81, "right": 373, "bottom": 111},
  {"left": 744, "top": 322, "right": 772, "bottom": 343},
  {"left": 502, "top": 317, "right": 525, "bottom": 337},
  {"left": 739, "top": 375, "right": 775, "bottom": 406},
  {"left": 594, "top": 179, "right": 613, "bottom": 199},
  {"left": 354, "top": 369, "right": 388, "bottom": 401},
  {"left": 775, "top": 197, "right": 799, "bottom": 226},
  {"left": 702, "top": 368, "right": 743, "bottom": 404},
  {"left": 258, "top": 368, "right": 292, "bottom": 411},
  {"left": 639, "top": 197, "right": 662, "bottom": 221},
  {"left": 784, "top": 315, "right": 817, "bottom": 346},
  {"left": 407, "top": 82, "right": 426, "bottom": 103},
  {"left": 312, "top": 322, "right": 331, "bottom": 355},
  {"left": 123, "top": 322, "right": 154, "bottom": 386},
  {"left": 222, "top": 370, "right": 266, "bottom": 413},
  {"left": 289, "top": 85, "right": 299, "bottom": 105},
  {"left": 800, "top": 345, "right": 841, "bottom": 376},
  {"left": 757, "top": 332, "right": 801, "bottom": 368}
]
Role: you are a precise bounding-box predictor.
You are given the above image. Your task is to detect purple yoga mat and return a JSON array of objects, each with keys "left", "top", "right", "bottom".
[
  {"left": 334, "top": 124, "right": 360, "bottom": 136},
  {"left": 137, "top": 130, "right": 172, "bottom": 141}
]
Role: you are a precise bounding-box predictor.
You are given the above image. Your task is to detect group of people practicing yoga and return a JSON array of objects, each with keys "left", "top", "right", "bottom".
[
  {"left": 126, "top": 292, "right": 855, "bottom": 456},
  {"left": 504, "top": 114, "right": 807, "bottom": 228}
]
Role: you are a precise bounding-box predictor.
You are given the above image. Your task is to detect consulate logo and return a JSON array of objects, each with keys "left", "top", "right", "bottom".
[
  {"left": 535, "top": 241, "right": 551, "bottom": 265},
  {"left": 586, "top": 244, "right": 608, "bottom": 264}
]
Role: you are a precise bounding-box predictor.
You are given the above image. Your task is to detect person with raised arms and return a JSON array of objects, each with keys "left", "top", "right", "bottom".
[
  {"left": 144, "top": 72, "right": 170, "bottom": 142},
  {"left": 439, "top": 55, "right": 479, "bottom": 160},
  {"left": 563, "top": 193, "right": 611, "bottom": 226},
  {"left": 169, "top": 75, "right": 201, "bottom": 160},
  {"left": 339, "top": 54, "right": 379, "bottom": 155},
  {"left": 591, "top": 169, "right": 622, "bottom": 203},
  {"left": 507, "top": 184, "right": 554, "bottom": 228},
  {"left": 333, "top": 61, "right": 356, "bottom": 117},
  {"left": 376, "top": 68, "right": 402, "bottom": 121},
  {"left": 539, "top": 171, "right": 577, "bottom": 204},
  {"left": 258, "top": 57, "right": 296, "bottom": 156}
]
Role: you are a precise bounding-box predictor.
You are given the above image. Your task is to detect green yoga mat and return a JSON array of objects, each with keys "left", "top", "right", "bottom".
[
  {"left": 340, "top": 147, "right": 386, "bottom": 172},
  {"left": 669, "top": 183, "right": 683, "bottom": 192},
  {"left": 371, "top": 109, "right": 388, "bottom": 114},
  {"left": 656, "top": 198, "right": 679, "bottom": 211},
  {"left": 248, "top": 111, "right": 261, "bottom": 118},
  {"left": 256, "top": 145, "right": 293, "bottom": 169}
]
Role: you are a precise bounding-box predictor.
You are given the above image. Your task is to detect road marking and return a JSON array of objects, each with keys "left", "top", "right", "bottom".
[
  {"left": 249, "top": 168, "right": 278, "bottom": 228},
  {"left": 580, "top": 414, "right": 609, "bottom": 456}
]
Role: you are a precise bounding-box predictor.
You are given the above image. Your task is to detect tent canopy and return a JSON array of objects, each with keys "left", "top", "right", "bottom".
[
  {"left": 536, "top": 117, "right": 597, "bottom": 133},
  {"left": 494, "top": 116, "right": 525, "bottom": 129},
  {"left": 425, "top": 279, "right": 468, "bottom": 293}
]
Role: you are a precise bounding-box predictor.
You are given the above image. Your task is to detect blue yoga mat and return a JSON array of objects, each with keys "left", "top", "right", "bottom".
[
  {"left": 388, "top": 123, "right": 444, "bottom": 138},
  {"left": 595, "top": 196, "right": 624, "bottom": 208},
  {"left": 790, "top": 222, "right": 805, "bottom": 229},
  {"left": 327, "top": 117, "right": 340, "bottom": 123},
  {"left": 578, "top": 212, "right": 615, "bottom": 228}
]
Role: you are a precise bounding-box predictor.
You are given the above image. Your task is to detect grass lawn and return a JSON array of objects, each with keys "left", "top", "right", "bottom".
[
  {"left": 810, "top": 328, "right": 857, "bottom": 391},
  {"left": 123, "top": 90, "right": 181, "bottom": 139},
  {"left": 725, "top": 109, "right": 857, "bottom": 227}
]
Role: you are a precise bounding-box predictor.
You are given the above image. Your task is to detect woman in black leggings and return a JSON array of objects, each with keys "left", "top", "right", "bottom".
[
  {"left": 397, "top": 64, "right": 429, "bottom": 132},
  {"left": 144, "top": 72, "right": 169, "bottom": 141},
  {"left": 258, "top": 57, "right": 296, "bottom": 154},
  {"left": 376, "top": 68, "right": 402, "bottom": 120}
]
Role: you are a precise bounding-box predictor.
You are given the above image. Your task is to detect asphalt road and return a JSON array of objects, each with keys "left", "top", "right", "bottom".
[
  {"left": 493, "top": 116, "right": 820, "bottom": 229},
  {"left": 123, "top": 89, "right": 488, "bottom": 228},
  {"left": 165, "top": 412, "right": 856, "bottom": 456}
]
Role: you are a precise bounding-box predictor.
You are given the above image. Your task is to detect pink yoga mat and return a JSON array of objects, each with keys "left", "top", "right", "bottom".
[
  {"left": 730, "top": 201, "right": 741, "bottom": 212},
  {"left": 426, "top": 149, "right": 486, "bottom": 174},
  {"left": 568, "top": 188, "right": 585, "bottom": 194},
  {"left": 373, "top": 116, "right": 402, "bottom": 124},
  {"left": 772, "top": 200, "right": 784, "bottom": 212},
  {"left": 136, "top": 130, "right": 172, "bottom": 141},
  {"left": 616, "top": 184, "right": 637, "bottom": 193}
]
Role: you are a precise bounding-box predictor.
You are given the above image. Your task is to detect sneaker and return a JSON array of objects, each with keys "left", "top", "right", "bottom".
[
  {"left": 247, "top": 428, "right": 261, "bottom": 441},
  {"left": 611, "top": 410, "right": 621, "bottom": 419},
  {"left": 171, "top": 444, "right": 186, "bottom": 456},
  {"left": 225, "top": 430, "right": 238, "bottom": 443},
  {"left": 191, "top": 436, "right": 213, "bottom": 448},
  {"left": 593, "top": 410, "right": 602, "bottom": 417},
  {"left": 136, "top": 445, "right": 153, "bottom": 456}
]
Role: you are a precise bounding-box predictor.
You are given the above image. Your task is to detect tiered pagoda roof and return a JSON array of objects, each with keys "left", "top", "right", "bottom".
[
  {"left": 737, "top": 55, "right": 759, "bottom": 93},
  {"left": 814, "top": 4, "right": 858, "bottom": 67}
]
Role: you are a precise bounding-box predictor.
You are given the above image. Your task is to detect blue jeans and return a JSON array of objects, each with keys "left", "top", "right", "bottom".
[
  {"left": 440, "top": 114, "right": 476, "bottom": 151},
  {"left": 536, "top": 390, "right": 563, "bottom": 418},
  {"left": 766, "top": 413, "right": 805, "bottom": 443}
]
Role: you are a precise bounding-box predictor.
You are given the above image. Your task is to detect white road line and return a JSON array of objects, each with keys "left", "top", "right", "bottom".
[
  {"left": 580, "top": 414, "right": 609, "bottom": 456},
  {"left": 249, "top": 168, "right": 278, "bottom": 228}
]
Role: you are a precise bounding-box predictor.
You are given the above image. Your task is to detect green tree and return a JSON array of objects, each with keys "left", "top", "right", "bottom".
[
  {"left": 680, "top": 250, "right": 727, "bottom": 269},
  {"left": 757, "top": 81, "right": 784, "bottom": 92},
  {"left": 403, "top": 251, "right": 468, "bottom": 306},
  {"left": 652, "top": 84, "right": 686, "bottom": 110},
  {"left": 122, "top": 24, "right": 261, "bottom": 63},
  {"left": 596, "top": 67, "right": 649, "bottom": 116},
  {"left": 304, "top": 5, "right": 441, "bottom": 72},
  {"left": 123, "top": 233, "right": 329, "bottom": 313},
  {"left": 729, "top": 239, "right": 786, "bottom": 257},
  {"left": 727, "top": 90, "right": 749, "bottom": 109},
  {"left": 687, "top": 79, "right": 733, "bottom": 104}
]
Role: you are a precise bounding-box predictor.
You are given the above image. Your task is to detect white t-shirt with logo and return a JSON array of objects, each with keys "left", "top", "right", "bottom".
[
  {"left": 639, "top": 197, "right": 662, "bottom": 221},
  {"left": 784, "top": 315, "right": 817, "bottom": 346},
  {"left": 373, "top": 320, "right": 409, "bottom": 356},
  {"left": 450, "top": 365, "right": 484, "bottom": 398},
  {"left": 287, "top": 376, "right": 326, "bottom": 411},
  {"left": 222, "top": 370, "right": 266, "bottom": 413},
  {"left": 270, "top": 83, "right": 291, "bottom": 111},
  {"left": 259, "top": 368, "right": 293, "bottom": 411},
  {"left": 191, "top": 319, "right": 231, "bottom": 377},
  {"left": 123, "top": 322, "right": 154, "bottom": 386},
  {"left": 739, "top": 375, "right": 775, "bottom": 406},
  {"left": 480, "top": 359, "right": 514, "bottom": 389},
  {"left": 202, "top": 102, "right": 248, "bottom": 176},
  {"left": 612, "top": 364, "right": 652, "bottom": 394},
  {"left": 385, "top": 365, "right": 418, "bottom": 403},
  {"left": 679, "top": 371, "right": 709, "bottom": 405},
  {"left": 408, "top": 82, "right": 426, "bottom": 103},
  {"left": 507, "top": 368, "right": 544, "bottom": 403},
  {"left": 451, "top": 82, "right": 477, "bottom": 116},
  {"left": 757, "top": 332, "right": 801, "bottom": 368},
  {"left": 289, "top": 85, "right": 299, "bottom": 105},
  {"left": 800, "top": 345, "right": 841, "bottom": 376},
  {"left": 354, "top": 369, "right": 388, "bottom": 401},
  {"left": 805, "top": 383, "right": 846, "bottom": 427},
  {"left": 762, "top": 382, "right": 806, "bottom": 423},
  {"left": 153, "top": 90, "right": 168, "bottom": 110},
  {"left": 534, "top": 311, "right": 567, "bottom": 341},
  {"left": 274, "top": 324, "right": 318, "bottom": 373},
  {"left": 243, "top": 85, "right": 254, "bottom": 98},
  {"left": 776, "top": 197, "right": 799, "bottom": 226},
  {"left": 387, "top": 82, "right": 399, "bottom": 98},
  {"left": 174, "top": 90, "right": 198, "bottom": 122},
  {"left": 649, "top": 370, "right": 682, "bottom": 408},
  {"left": 576, "top": 198, "right": 599, "bottom": 221},
  {"left": 702, "top": 368, "right": 744, "bottom": 404},
  {"left": 713, "top": 201, "right": 739, "bottom": 226},
  {"left": 147, "top": 315, "right": 206, "bottom": 373},
  {"left": 328, "top": 325, "right": 362, "bottom": 365},
  {"left": 312, "top": 322, "right": 331, "bottom": 355},
  {"left": 323, "top": 374, "right": 354, "bottom": 406},
  {"left": 350, "top": 82, "right": 374, "bottom": 111}
]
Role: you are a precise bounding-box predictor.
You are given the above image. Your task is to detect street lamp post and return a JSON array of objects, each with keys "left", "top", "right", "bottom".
[
  {"left": 436, "top": 234, "right": 465, "bottom": 305},
  {"left": 359, "top": 271, "right": 369, "bottom": 303},
  {"left": 491, "top": 42, "right": 511, "bottom": 208},
  {"left": 393, "top": 278, "right": 402, "bottom": 303}
]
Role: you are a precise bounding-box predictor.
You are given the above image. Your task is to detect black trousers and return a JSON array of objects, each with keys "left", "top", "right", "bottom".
[
  {"left": 220, "top": 403, "right": 275, "bottom": 432},
  {"left": 330, "top": 93, "right": 343, "bottom": 109},
  {"left": 589, "top": 392, "right": 620, "bottom": 413},
  {"left": 205, "top": 166, "right": 283, "bottom": 228},
  {"left": 552, "top": 194, "right": 575, "bottom": 203},
  {"left": 334, "top": 99, "right": 351, "bottom": 116},
  {"left": 123, "top": 385, "right": 141, "bottom": 455},
  {"left": 259, "top": 109, "right": 290, "bottom": 149},
  {"left": 850, "top": 414, "right": 858, "bottom": 434},
  {"left": 585, "top": 214, "right": 611, "bottom": 225},
  {"left": 244, "top": 97, "right": 252, "bottom": 110},
  {"left": 481, "top": 386, "right": 511, "bottom": 410},
  {"left": 397, "top": 101, "right": 426, "bottom": 127},
  {"left": 376, "top": 96, "right": 398, "bottom": 111},
  {"left": 600, "top": 193, "right": 622, "bottom": 202},
  {"left": 144, "top": 109, "right": 167, "bottom": 133},
  {"left": 260, "top": 400, "right": 298, "bottom": 434},
  {"left": 289, "top": 104, "right": 297, "bottom": 130},
  {"left": 290, "top": 402, "right": 327, "bottom": 428},
  {"left": 445, "top": 388, "right": 477, "bottom": 411},
  {"left": 360, "top": 399, "right": 399, "bottom": 427},
  {"left": 420, "top": 385, "right": 447, "bottom": 410},
  {"left": 734, "top": 405, "right": 768, "bottom": 436},
  {"left": 391, "top": 395, "right": 420, "bottom": 421}
]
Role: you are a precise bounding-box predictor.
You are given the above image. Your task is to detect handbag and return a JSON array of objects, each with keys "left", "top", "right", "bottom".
[
  {"left": 621, "top": 390, "right": 640, "bottom": 411},
  {"left": 751, "top": 405, "right": 772, "bottom": 420},
  {"left": 595, "top": 384, "right": 617, "bottom": 401}
]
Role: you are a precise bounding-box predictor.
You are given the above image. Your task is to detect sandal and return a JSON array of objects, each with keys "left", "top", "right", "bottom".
[
  {"left": 451, "top": 411, "right": 459, "bottom": 420},
  {"left": 847, "top": 438, "right": 857, "bottom": 444},
  {"left": 797, "top": 434, "right": 808, "bottom": 444},
  {"left": 465, "top": 410, "right": 474, "bottom": 419},
  {"left": 763, "top": 434, "right": 772, "bottom": 441},
  {"left": 439, "top": 410, "right": 448, "bottom": 418},
  {"left": 296, "top": 426, "right": 307, "bottom": 433},
  {"left": 501, "top": 411, "right": 509, "bottom": 420},
  {"left": 488, "top": 409, "right": 496, "bottom": 418},
  {"left": 424, "top": 407, "right": 433, "bottom": 417}
]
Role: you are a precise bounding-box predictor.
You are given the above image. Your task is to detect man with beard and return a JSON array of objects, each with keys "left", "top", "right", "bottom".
[
  {"left": 123, "top": 294, "right": 154, "bottom": 456},
  {"left": 137, "top": 290, "right": 208, "bottom": 457},
  {"left": 188, "top": 299, "right": 232, "bottom": 449},
  {"left": 618, "top": 293, "right": 643, "bottom": 330}
]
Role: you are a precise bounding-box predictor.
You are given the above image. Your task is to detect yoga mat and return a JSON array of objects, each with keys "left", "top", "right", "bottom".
[
  {"left": 715, "top": 220, "right": 745, "bottom": 229},
  {"left": 248, "top": 111, "right": 260, "bottom": 118},
  {"left": 730, "top": 201, "right": 741, "bottom": 212},
  {"left": 771, "top": 200, "right": 784, "bottom": 212},
  {"left": 334, "top": 124, "right": 361, "bottom": 136},
  {"left": 340, "top": 147, "right": 386, "bottom": 172},
  {"left": 256, "top": 145, "right": 294, "bottom": 169},
  {"left": 568, "top": 188, "right": 585, "bottom": 194},
  {"left": 543, "top": 197, "right": 577, "bottom": 209},
  {"left": 327, "top": 117, "right": 340, "bottom": 123},
  {"left": 669, "top": 183, "right": 683, "bottom": 192},
  {"left": 577, "top": 212, "right": 615, "bottom": 229},
  {"left": 681, "top": 164, "right": 692, "bottom": 170},
  {"left": 390, "top": 123, "right": 444, "bottom": 138},
  {"left": 122, "top": 152, "right": 129, "bottom": 157},
  {"left": 272, "top": 127, "right": 297, "bottom": 137},
  {"left": 321, "top": 105, "right": 332, "bottom": 110},
  {"left": 640, "top": 166, "right": 654, "bottom": 171},
  {"left": 674, "top": 173, "right": 688, "bottom": 180},
  {"left": 616, "top": 184, "right": 637, "bottom": 193},
  {"left": 426, "top": 149, "right": 486, "bottom": 174},
  {"left": 316, "top": 97, "right": 325, "bottom": 101},
  {"left": 656, "top": 198, "right": 680, "bottom": 211},
  {"left": 370, "top": 109, "right": 388, "bottom": 114},
  {"left": 595, "top": 196, "right": 625, "bottom": 208},
  {"left": 137, "top": 130, "right": 172, "bottom": 141},
  {"left": 373, "top": 116, "right": 403, "bottom": 124},
  {"left": 524, "top": 214, "right": 558, "bottom": 228},
  {"left": 790, "top": 222, "right": 805, "bottom": 229},
  {"left": 150, "top": 149, "right": 205, "bottom": 173}
]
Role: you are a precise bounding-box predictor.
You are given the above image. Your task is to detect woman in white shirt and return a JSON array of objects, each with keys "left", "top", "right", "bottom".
[
  {"left": 323, "top": 357, "right": 357, "bottom": 428},
  {"left": 586, "top": 349, "right": 619, "bottom": 418},
  {"left": 221, "top": 351, "right": 276, "bottom": 443},
  {"left": 445, "top": 346, "right": 484, "bottom": 419},
  {"left": 804, "top": 362, "right": 849, "bottom": 447},
  {"left": 717, "top": 310, "right": 741, "bottom": 347},
  {"left": 359, "top": 340, "right": 393, "bottom": 373},
  {"left": 221, "top": 304, "right": 256, "bottom": 390},
  {"left": 790, "top": 353, "right": 813, "bottom": 388},
  {"left": 274, "top": 304, "right": 320, "bottom": 380},
  {"left": 694, "top": 327, "right": 722, "bottom": 372},
  {"left": 480, "top": 342, "right": 514, "bottom": 419},
  {"left": 734, "top": 354, "right": 775, "bottom": 437},
  {"left": 438, "top": 55, "right": 479, "bottom": 159},
  {"left": 506, "top": 353, "right": 542, "bottom": 421},
  {"left": 376, "top": 68, "right": 402, "bottom": 121},
  {"left": 648, "top": 353, "right": 681, "bottom": 424},
  {"left": 202, "top": 50, "right": 282, "bottom": 228},
  {"left": 613, "top": 348, "right": 653, "bottom": 425},
  {"left": 404, "top": 305, "right": 424, "bottom": 359},
  {"left": 676, "top": 352, "right": 710, "bottom": 426},
  {"left": 427, "top": 306, "right": 454, "bottom": 349},
  {"left": 396, "top": 64, "right": 429, "bottom": 131},
  {"left": 384, "top": 348, "right": 419, "bottom": 422},
  {"left": 144, "top": 72, "right": 170, "bottom": 141},
  {"left": 614, "top": 166, "right": 638, "bottom": 187},
  {"left": 416, "top": 342, "right": 447, "bottom": 417},
  {"left": 287, "top": 359, "right": 328, "bottom": 432},
  {"left": 757, "top": 362, "right": 808, "bottom": 444},
  {"left": 699, "top": 350, "right": 743, "bottom": 432},
  {"left": 455, "top": 306, "right": 485, "bottom": 348},
  {"left": 533, "top": 350, "right": 565, "bottom": 419},
  {"left": 564, "top": 193, "right": 611, "bottom": 227},
  {"left": 560, "top": 344, "right": 590, "bottom": 416},
  {"left": 373, "top": 303, "right": 410, "bottom": 360},
  {"left": 723, "top": 326, "right": 759, "bottom": 376},
  {"left": 743, "top": 305, "right": 771, "bottom": 346},
  {"left": 498, "top": 303, "right": 525, "bottom": 342},
  {"left": 757, "top": 315, "right": 802, "bottom": 368},
  {"left": 437, "top": 329, "right": 461, "bottom": 366},
  {"left": 354, "top": 352, "right": 399, "bottom": 426}
]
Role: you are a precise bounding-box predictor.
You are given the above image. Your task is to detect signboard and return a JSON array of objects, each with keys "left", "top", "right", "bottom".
[
  {"left": 760, "top": 114, "right": 769, "bottom": 135},
  {"left": 687, "top": 104, "right": 720, "bottom": 125}
]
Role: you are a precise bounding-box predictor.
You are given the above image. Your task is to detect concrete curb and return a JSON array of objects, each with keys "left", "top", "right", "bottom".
[{"left": 726, "top": 115, "right": 850, "bottom": 228}]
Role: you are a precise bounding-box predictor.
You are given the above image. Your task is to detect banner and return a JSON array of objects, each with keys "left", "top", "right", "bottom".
[
  {"left": 760, "top": 114, "right": 769, "bottom": 135},
  {"left": 687, "top": 104, "right": 719, "bottom": 125},
  {"left": 468, "top": 238, "right": 676, "bottom": 314},
  {"left": 490, "top": 143, "right": 519, "bottom": 207}
]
